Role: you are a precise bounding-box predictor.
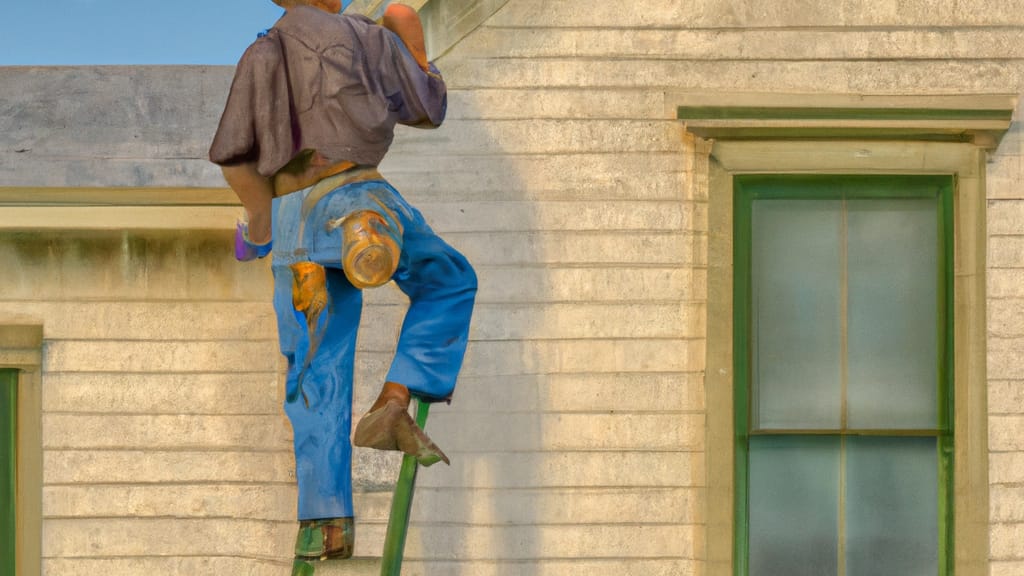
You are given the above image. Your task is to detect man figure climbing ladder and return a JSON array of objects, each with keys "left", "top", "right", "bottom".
[{"left": 209, "top": 0, "right": 476, "bottom": 564}]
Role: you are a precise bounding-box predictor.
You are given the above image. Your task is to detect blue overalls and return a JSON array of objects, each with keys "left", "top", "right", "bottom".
[{"left": 271, "top": 170, "right": 476, "bottom": 520}]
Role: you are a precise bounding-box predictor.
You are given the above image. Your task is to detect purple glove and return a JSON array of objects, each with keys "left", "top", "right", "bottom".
[{"left": 235, "top": 221, "right": 272, "bottom": 262}]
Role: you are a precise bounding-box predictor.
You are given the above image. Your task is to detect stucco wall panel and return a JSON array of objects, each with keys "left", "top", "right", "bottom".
[
  {"left": 445, "top": 88, "right": 669, "bottom": 120},
  {"left": 41, "top": 557, "right": 293, "bottom": 576},
  {"left": 42, "top": 372, "right": 280, "bottom": 414},
  {"left": 990, "top": 523, "right": 1024, "bottom": 559},
  {"left": 990, "top": 380, "right": 1024, "bottom": 414},
  {"left": 991, "top": 452, "right": 1024, "bottom": 484},
  {"left": 451, "top": 372, "right": 705, "bottom": 414},
  {"left": 461, "top": 27, "right": 1024, "bottom": 61},
  {"left": 41, "top": 517, "right": 298, "bottom": 558},
  {"left": 989, "top": 236, "right": 1024, "bottom": 269},
  {"left": 42, "top": 450, "right": 295, "bottom": 484},
  {"left": 992, "top": 561, "right": 1024, "bottom": 576},
  {"left": 397, "top": 119, "right": 684, "bottom": 154},
  {"left": 444, "top": 59, "right": 1023, "bottom": 93},
  {"left": 43, "top": 484, "right": 296, "bottom": 520},
  {"left": 488, "top": 0, "right": 1024, "bottom": 28}
]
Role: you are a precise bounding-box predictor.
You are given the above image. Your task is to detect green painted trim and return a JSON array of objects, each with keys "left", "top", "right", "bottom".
[
  {"left": 380, "top": 400, "right": 431, "bottom": 576},
  {"left": 732, "top": 176, "right": 753, "bottom": 576},
  {"left": 937, "top": 178, "right": 956, "bottom": 576},
  {"left": 731, "top": 174, "right": 950, "bottom": 201},
  {"left": 733, "top": 175, "right": 955, "bottom": 575},
  {"left": 677, "top": 106, "right": 1013, "bottom": 122},
  {"left": 1, "top": 369, "right": 16, "bottom": 576},
  {"left": 681, "top": 128, "right": 981, "bottom": 143},
  {"left": 749, "top": 429, "right": 945, "bottom": 437}
]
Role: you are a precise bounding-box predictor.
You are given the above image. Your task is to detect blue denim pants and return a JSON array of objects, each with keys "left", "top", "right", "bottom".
[{"left": 271, "top": 172, "right": 476, "bottom": 520}]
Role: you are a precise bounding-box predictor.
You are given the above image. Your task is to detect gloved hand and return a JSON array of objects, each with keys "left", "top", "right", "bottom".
[{"left": 235, "top": 220, "right": 273, "bottom": 261}]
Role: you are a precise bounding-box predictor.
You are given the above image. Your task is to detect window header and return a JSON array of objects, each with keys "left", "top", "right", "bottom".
[{"left": 676, "top": 93, "right": 1017, "bottom": 150}]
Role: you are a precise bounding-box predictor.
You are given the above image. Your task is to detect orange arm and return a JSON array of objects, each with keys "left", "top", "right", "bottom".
[
  {"left": 221, "top": 162, "right": 274, "bottom": 244},
  {"left": 381, "top": 3, "right": 428, "bottom": 71}
]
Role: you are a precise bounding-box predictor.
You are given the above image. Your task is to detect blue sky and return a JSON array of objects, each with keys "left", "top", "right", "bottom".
[{"left": 2, "top": 1, "right": 290, "bottom": 65}]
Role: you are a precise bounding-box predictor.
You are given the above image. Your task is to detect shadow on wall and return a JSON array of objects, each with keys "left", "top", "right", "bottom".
[
  {"left": 370, "top": 88, "right": 548, "bottom": 574},
  {"left": 276, "top": 80, "right": 546, "bottom": 572}
]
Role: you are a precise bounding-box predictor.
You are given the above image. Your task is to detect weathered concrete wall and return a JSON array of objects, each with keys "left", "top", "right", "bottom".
[{"left": 2, "top": 0, "right": 1024, "bottom": 574}]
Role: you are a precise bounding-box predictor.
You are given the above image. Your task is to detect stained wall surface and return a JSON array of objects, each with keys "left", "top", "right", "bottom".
[{"left": 0, "top": 0, "right": 1022, "bottom": 575}]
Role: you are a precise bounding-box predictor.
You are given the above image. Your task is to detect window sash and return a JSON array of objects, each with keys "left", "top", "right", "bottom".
[{"left": 733, "top": 174, "right": 955, "bottom": 576}]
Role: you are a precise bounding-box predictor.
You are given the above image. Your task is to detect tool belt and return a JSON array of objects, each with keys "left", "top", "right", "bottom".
[{"left": 272, "top": 156, "right": 365, "bottom": 198}]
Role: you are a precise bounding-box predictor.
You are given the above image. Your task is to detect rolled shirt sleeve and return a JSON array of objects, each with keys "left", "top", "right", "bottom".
[
  {"left": 209, "top": 36, "right": 297, "bottom": 178},
  {"left": 364, "top": 25, "right": 447, "bottom": 129}
]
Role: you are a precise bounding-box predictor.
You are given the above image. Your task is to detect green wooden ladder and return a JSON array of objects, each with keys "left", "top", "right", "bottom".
[{"left": 379, "top": 399, "right": 431, "bottom": 576}]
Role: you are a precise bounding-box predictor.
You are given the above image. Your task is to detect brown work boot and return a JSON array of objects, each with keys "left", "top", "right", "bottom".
[
  {"left": 293, "top": 517, "right": 354, "bottom": 561},
  {"left": 353, "top": 382, "right": 449, "bottom": 466}
]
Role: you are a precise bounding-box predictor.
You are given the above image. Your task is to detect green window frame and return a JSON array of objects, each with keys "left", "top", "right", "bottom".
[
  {"left": 1, "top": 368, "right": 16, "bottom": 576},
  {"left": 732, "top": 174, "right": 954, "bottom": 576}
]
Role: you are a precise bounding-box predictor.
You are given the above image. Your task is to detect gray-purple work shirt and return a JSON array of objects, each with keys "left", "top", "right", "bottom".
[{"left": 209, "top": 5, "right": 447, "bottom": 178}]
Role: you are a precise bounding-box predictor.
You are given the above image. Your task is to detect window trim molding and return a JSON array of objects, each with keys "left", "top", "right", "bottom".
[
  {"left": 703, "top": 139, "right": 989, "bottom": 576},
  {"left": 0, "top": 325, "right": 42, "bottom": 576},
  {"left": 675, "top": 92, "right": 1016, "bottom": 150}
]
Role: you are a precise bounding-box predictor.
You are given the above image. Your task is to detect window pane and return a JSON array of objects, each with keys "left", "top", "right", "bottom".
[
  {"left": 845, "top": 436, "right": 938, "bottom": 576},
  {"left": 847, "top": 198, "right": 938, "bottom": 429},
  {"left": 752, "top": 200, "right": 842, "bottom": 429},
  {"left": 749, "top": 435, "right": 840, "bottom": 576}
]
